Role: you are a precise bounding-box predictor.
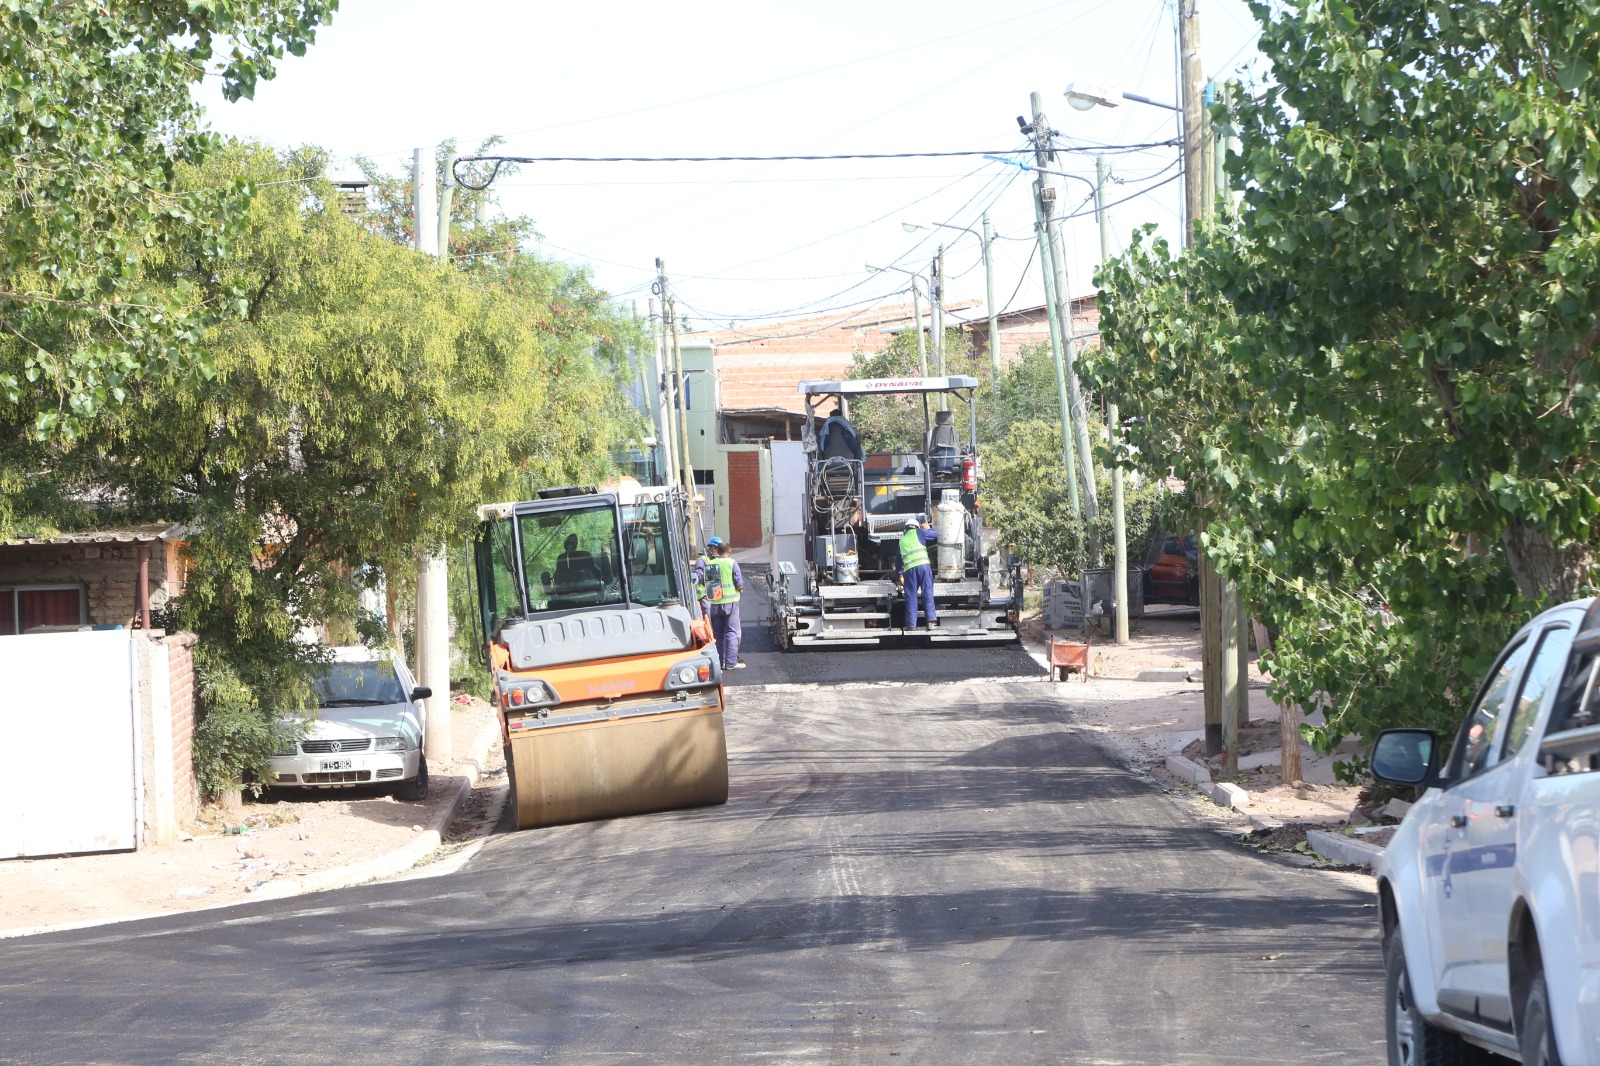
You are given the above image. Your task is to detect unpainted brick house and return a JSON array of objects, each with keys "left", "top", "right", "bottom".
[{"left": 0, "top": 523, "right": 187, "bottom": 634}]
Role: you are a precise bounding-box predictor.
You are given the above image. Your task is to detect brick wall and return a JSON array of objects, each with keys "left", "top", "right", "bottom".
[
  {"left": 725, "top": 451, "right": 763, "bottom": 548},
  {"left": 165, "top": 632, "right": 199, "bottom": 827},
  {"left": 0, "top": 542, "right": 176, "bottom": 627}
]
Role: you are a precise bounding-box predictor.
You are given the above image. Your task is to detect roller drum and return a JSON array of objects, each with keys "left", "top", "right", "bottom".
[{"left": 505, "top": 704, "right": 729, "bottom": 829}]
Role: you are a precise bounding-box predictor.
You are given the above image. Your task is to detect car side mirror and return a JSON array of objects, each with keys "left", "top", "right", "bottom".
[
  {"left": 1372, "top": 728, "right": 1437, "bottom": 787},
  {"left": 410, "top": 686, "right": 433, "bottom": 702}
]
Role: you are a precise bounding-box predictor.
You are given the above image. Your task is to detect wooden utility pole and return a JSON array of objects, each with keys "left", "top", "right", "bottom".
[
  {"left": 1179, "top": 2, "right": 1234, "bottom": 762},
  {"left": 1179, "top": 0, "right": 1206, "bottom": 245}
]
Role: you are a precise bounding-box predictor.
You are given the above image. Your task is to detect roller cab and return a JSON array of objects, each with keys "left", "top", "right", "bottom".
[{"left": 473, "top": 486, "right": 728, "bottom": 830}]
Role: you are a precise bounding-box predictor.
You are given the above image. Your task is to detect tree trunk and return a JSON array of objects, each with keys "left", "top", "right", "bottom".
[{"left": 1500, "top": 522, "right": 1592, "bottom": 602}]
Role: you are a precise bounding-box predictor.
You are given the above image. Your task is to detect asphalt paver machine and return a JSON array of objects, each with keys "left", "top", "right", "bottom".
[
  {"left": 471, "top": 482, "right": 728, "bottom": 829},
  {"left": 768, "top": 375, "right": 1022, "bottom": 648}
]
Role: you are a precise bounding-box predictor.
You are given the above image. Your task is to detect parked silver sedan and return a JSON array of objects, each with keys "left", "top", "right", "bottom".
[{"left": 270, "top": 648, "right": 431, "bottom": 801}]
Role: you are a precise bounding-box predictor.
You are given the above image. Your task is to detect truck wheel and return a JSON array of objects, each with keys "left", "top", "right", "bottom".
[
  {"left": 1521, "top": 971, "right": 1564, "bottom": 1066},
  {"left": 1385, "top": 934, "right": 1494, "bottom": 1065},
  {"left": 395, "top": 754, "right": 429, "bottom": 802}
]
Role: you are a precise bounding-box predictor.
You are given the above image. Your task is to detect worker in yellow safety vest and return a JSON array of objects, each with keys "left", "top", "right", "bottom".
[
  {"left": 703, "top": 538, "right": 745, "bottom": 669},
  {"left": 895, "top": 518, "right": 939, "bottom": 629}
]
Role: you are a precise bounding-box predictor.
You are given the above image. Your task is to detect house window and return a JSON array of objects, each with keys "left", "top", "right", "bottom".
[{"left": 0, "top": 585, "right": 87, "bottom": 635}]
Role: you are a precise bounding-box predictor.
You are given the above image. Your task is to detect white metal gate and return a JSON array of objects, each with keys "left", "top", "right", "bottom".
[{"left": 0, "top": 630, "right": 138, "bottom": 857}]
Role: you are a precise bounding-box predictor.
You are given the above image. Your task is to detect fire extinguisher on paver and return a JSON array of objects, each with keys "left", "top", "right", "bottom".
[{"left": 961, "top": 456, "right": 977, "bottom": 492}]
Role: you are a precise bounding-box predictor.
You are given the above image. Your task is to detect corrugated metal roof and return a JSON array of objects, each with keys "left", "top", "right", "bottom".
[{"left": 0, "top": 522, "right": 185, "bottom": 547}]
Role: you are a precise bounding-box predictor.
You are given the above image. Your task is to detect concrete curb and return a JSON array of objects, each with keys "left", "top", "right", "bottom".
[
  {"left": 1165, "top": 754, "right": 1211, "bottom": 785},
  {"left": 2, "top": 711, "right": 504, "bottom": 939},
  {"left": 1163, "top": 753, "right": 1254, "bottom": 810},
  {"left": 1305, "top": 829, "right": 1385, "bottom": 867}
]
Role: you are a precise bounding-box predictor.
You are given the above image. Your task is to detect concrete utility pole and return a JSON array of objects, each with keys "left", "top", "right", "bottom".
[
  {"left": 1109, "top": 403, "right": 1129, "bottom": 644},
  {"left": 1031, "top": 181, "right": 1082, "bottom": 523},
  {"left": 910, "top": 280, "right": 928, "bottom": 376},
  {"left": 656, "top": 260, "right": 699, "bottom": 547},
  {"left": 932, "top": 246, "right": 947, "bottom": 410},
  {"left": 982, "top": 214, "right": 1000, "bottom": 397},
  {"left": 1099, "top": 159, "right": 1129, "bottom": 645},
  {"left": 414, "top": 145, "right": 452, "bottom": 766},
  {"left": 648, "top": 297, "right": 678, "bottom": 490},
  {"left": 1031, "top": 92, "right": 1100, "bottom": 526}
]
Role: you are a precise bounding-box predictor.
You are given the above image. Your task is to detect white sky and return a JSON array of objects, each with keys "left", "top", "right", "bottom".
[{"left": 197, "top": 0, "right": 1266, "bottom": 333}]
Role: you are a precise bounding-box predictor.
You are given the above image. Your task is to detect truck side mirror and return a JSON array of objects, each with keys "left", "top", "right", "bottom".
[
  {"left": 410, "top": 686, "right": 433, "bottom": 702},
  {"left": 1372, "top": 728, "right": 1437, "bottom": 787}
]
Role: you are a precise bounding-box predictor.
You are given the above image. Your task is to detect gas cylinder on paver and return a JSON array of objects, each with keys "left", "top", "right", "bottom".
[{"left": 935, "top": 489, "right": 966, "bottom": 580}]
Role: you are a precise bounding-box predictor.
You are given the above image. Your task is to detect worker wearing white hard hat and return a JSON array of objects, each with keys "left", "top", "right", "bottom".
[{"left": 895, "top": 517, "right": 939, "bottom": 630}]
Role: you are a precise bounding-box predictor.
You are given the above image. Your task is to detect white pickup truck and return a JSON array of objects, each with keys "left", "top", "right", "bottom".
[{"left": 1373, "top": 597, "right": 1600, "bottom": 1065}]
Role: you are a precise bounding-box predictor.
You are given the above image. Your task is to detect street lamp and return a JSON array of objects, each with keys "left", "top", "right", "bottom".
[
  {"left": 866, "top": 262, "right": 930, "bottom": 376},
  {"left": 901, "top": 217, "right": 1001, "bottom": 393},
  {"left": 1063, "top": 82, "right": 1181, "bottom": 113}
]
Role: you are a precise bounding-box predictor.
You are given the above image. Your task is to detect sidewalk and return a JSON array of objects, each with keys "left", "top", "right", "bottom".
[
  {"left": 0, "top": 696, "right": 503, "bottom": 938},
  {"left": 1024, "top": 607, "right": 1372, "bottom": 832}
]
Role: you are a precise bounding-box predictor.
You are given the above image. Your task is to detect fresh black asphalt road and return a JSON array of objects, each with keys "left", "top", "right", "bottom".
[{"left": 0, "top": 609, "right": 1386, "bottom": 1064}]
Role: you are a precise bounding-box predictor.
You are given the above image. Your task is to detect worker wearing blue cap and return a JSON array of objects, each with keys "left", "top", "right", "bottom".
[{"left": 703, "top": 537, "right": 745, "bottom": 669}]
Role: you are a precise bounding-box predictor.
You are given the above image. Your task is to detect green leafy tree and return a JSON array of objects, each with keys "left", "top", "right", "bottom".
[
  {"left": 354, "top": 140, "right": 538, "bottom": 268},
  {"left": 1094, "top": 0, "right": 1600, "bottom": 762},
  {"left": 16, "top": 141, "right": 643, "bottom": 793},
  {"left": 845, "top": 328, "right": 987, "bottom": 453},
  {"left": 0, "top": 1, "right": 337, "bottom": 440},
  {"left": 984, "top": 417, "right": 1161, "bottom": 576}
]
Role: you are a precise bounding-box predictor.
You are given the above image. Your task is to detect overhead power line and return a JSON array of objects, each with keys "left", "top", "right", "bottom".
[{"left": 451, "top": 144, "right": 1179, "bottom": 190}]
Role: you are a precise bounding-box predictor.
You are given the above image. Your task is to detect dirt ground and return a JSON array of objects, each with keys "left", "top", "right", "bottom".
[
  {"left": 1030, "top": 605, "right": 1369, "bottom": 828},
  {"left": 0, "top": 696, "right": 500, "bottom": 937}
]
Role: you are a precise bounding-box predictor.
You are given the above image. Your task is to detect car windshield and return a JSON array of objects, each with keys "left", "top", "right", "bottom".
[{"left": 313, "top": 661, "right": 407, "bottom": 707}]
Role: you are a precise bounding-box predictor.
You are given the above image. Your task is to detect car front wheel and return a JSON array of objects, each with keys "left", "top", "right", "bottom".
[
  {"left": 1385, "top": 933, "right": 1494, "bottom": 1066},
  {"left": 1520, "top": 972, "right": 1564, "bottom": 1066},
  {"left": 394, "top": 753, "right": 429, "bottom": 802}
]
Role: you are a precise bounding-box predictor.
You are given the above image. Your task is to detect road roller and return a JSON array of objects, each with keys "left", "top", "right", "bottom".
[{"left": 471, "top": 482, "right": 728, "bottom": 830}]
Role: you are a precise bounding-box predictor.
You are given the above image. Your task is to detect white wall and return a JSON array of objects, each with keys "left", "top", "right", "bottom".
[{"left": 0, "top": 630, "right": 139, "bottom": 857}]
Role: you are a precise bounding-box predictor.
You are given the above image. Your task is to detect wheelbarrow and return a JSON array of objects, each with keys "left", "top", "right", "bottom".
[{"left": 1048, "top": 635, "right": 1092, "bottom": 682}]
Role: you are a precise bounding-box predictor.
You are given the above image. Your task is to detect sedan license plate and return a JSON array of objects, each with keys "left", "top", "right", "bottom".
[{"left": 320, "top": 758, "right": 353, "bottom": 771}]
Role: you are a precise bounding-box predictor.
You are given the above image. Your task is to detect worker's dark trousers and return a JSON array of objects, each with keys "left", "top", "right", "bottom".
[
  {"left": 711, "top": 601, "right": 742, "bottom": 667},
  {"left": 903, "top": 564, "right": 937, "bottom": 628}
]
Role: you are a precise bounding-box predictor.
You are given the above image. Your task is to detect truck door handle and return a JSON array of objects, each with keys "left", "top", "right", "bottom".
[
  {"left": 1495, "top": 805, "right": 1515, "bottom": 819},
  {"left": 1450, "top": 815, "right": 1468, "bottom": 828}
]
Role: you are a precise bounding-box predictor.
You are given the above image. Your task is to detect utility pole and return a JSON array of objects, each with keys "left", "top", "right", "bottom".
[
  {"left": 1175, "top": 0, "right": 1241, "bottom": 766},
  {"left": 1179, "top": 0, "right": 1205, "bottom": 245},
  {"left": 931, "top": 246, "right": 947, "bottom": 409},
  {"left": 656, "top": 260, "right": 698, "bottom": 547},
  {"left": 982, "top": 214, "right": 1000, "bottom": 404},
  {"left": 1031, "top": 92, "right": 1100, "bottom": 526},
  {"left": 1032, "top": 182, "right": 1081, "bottom": 523},
  {"left": 648, "top": 297, "right": 678, "bottom": 491},
  {"left": 910, "top": 280, "right": 928, "bottom": 376},
  {"left": 1098, "top": 158, "right": 1129, "bottom": 645},
  {"left": 1110, "top": 403, "right": 1129, "bottom": 644},
  {"left": 414, "top": 145, "right": 451, "bottom": 766}
]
